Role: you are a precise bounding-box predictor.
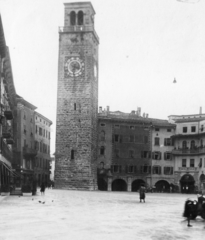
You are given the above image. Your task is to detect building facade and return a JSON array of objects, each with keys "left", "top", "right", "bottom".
[
  {"left": 55, "top": 2, "right": 99, "bottom": 190},
  {"left": 169, "top": 114, "right": 205, "bottom": 193},
  {"left": 34, "top": 111, "right": 52, "bottom": 186},
  {"left": 0, "top": 15, "right": 16, "bottom": 191}
]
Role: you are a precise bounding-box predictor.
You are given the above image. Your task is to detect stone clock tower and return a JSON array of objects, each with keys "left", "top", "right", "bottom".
[{"left": 55, "top": 2, "right": 99, "bottom": 190}]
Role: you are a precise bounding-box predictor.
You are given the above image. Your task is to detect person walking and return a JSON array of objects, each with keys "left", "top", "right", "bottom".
[
  {"left": 40, "top": 182, "right": 45, "bottom": 195},
  {"left": 139, "top": 185, "right": 146, "bottom": 203}
]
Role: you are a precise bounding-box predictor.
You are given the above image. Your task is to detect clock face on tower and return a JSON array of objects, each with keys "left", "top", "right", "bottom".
[{"left": 65, "top": 57, "right": 84, "bottom": 77}]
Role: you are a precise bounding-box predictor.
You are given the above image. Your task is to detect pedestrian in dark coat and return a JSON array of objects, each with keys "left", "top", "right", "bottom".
[
  {"left": 139, "top": 185, "right": 146, "bottom": 203},
  {"left": 40, "top": 182, "right": 45, "bottom": 195}
]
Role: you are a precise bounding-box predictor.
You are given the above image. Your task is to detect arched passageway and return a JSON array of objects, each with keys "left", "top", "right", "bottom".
[
  {"left": 131, "top": 179, "right": 145, "bottom": 192},
  {"left": 97, "top": 178, "right": 107, "bottom": 191},
  {"left": 112, "top": 179, "right": 127, "bottom": 191},
  {"left": 155, "top": 180, "right": 170, "bottom": 193},
  {"left": 180, "top": 174, "right": 195, "bottom": 194}
]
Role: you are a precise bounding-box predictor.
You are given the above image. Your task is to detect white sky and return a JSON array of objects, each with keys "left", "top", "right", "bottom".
[{"left": 0, "top": 0, "right": 205, "bottom": 154}]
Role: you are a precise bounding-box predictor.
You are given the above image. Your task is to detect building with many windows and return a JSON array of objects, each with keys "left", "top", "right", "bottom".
[
  {"left": 169, "top": 113, "right": 205, "bottom": 193},
  {"left": 34, "top": 112, "right": 52, "bottom": 186}
]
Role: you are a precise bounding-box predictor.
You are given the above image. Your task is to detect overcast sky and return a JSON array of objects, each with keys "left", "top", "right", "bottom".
[{"left": 0, "top": 0, "right": 205, "bottom": 154}]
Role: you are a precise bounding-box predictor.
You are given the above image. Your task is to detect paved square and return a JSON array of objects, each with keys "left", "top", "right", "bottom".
[{"left": 0, "top": 190, "right": 204, "bottom": 240}]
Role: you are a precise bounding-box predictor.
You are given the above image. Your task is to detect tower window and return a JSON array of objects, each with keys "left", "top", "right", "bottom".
[
  {"left": 78, "top": 11, "right": 84, "bottom": 25},
  {"left": 100, "top": 146, "right": 105, "bottom": 155},
  {"left": 74, "top": 103, "right": 76, "bottom": 110},
  {"left": 71, "top": 150, "right": 75, "bottom": 160},
  {"left": 70, "top": 11, "right": 76, "bottom": 26}
]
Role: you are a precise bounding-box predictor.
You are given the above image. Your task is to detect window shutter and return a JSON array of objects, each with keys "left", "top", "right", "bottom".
[
  {"left": 159, "top": 167, "right": 161, "bottom": 175},
  {"left": 134, "top": 166, "right": 137, "bottom": 173},
  {"left": 164, "top": 152, "right": 166, "bottom": 160},
  {"left": 171, "top": 167, "right": 173, "bottom": 175},
  {"left": 119, "top": 165, "right": 122, "bottom": 173},
  {"left": 164, "top": 138, "right": 166, "bottom": 146},
  {"left": 152, "top": 152, "right": 154, "bottom": 159},
  {"left": 159, "top": 152, "right": 161, "bottom": 160},
  {"left": 140, "top": 166, "right": 143, "bottom": 173}
]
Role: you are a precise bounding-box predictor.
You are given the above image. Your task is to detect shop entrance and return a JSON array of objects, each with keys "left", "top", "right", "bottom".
[{"left": 180, "top": 174, "right": 195, "bottom": 193}]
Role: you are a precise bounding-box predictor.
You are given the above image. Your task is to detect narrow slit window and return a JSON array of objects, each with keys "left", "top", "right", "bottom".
[{"left": 71, "top": 150, "right": 75, "bottom": 160}]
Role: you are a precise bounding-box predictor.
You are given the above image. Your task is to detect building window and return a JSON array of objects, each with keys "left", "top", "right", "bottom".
[
  {"left": 164, "top": 138, "right": 171, "bottom": 146},
  {"left": 78, "top": 11, "right": 84, "bottom": 25},
  {"left": 114, "top": 134, "right": 119, "bottom": 142},
  {"left": 154, "top": 137, "right": 160, "bottom": 146},
  {"left": 70, "top": 11, "right": 76, "bottom": 26},
  {"left": 130, "top": 135, "right": 134, "bottom": 142},
  {"left": 191, "top": 126, "right": 196, "bottom": 132},
  {"left": 39, "top": 127, "right": 42, "bottom": 136},
  {"left": 183, "top": 127, "right": 187, "bottom": 133},
  {"left": 182, "top": 159, "right": 186, "bottom": 167},
  {"left": 155, "top": 128, "right": 160, "bottom": 131},
  {"left": 129, "top": 150, "right": 134, "bottom": 158},
  {"left": 190, "top": 159, "right": 195, "bottom": 167},
  {"left": 141, "top": 165, "right": 151, "bottom": 174},
  {"left": 100, "top": 123, "right": 105, "bottom": 127},
  {"left": 190, "top": 140, "right": 195, "bottom": 149},
  {"left": 100, "top": 131, "right": 105, "bottom": 141},
  {"left": 141, "top": 151, "right": 151, "bottom": 159},
  {"left": 115, "top": 149, "right": 120, "bottom": 158},
  {"left": 74, "top": 103, "right": 76, "bottom": 110},
  {"left": 128, "top": 165, "right": 134, "bottom": 173},
  {"left": 200, "top": 139, "right": 203, "bottom": 147},
  {"left": 100, "top": 146, "right": 105, "bottom": 155},
  {"left": 152, "top": 151, "right": 161, "bottom": 160},
  {"left": 164, "top": 167, "right": 173, "bottom": 175},
  {"left": 167, "top": 129, "right": 171, "bottom": 132},
  {"left": 164, "top": 152, "right": 172, "bottom": 160},
  {"left": 182, "top": 141, "right": 187, "bottom": 149},
  {"left": 71, "top": 149, "right": 75, "bottom": 160},
  {"left": 111, "top": 165, "right": 121, "bottom": 173},
  {"left": 114, "top": 124, "right": 120, "bottom": 128},
  {"left": 153, "top": 166, "right": 161, "bottom": 175},
  {"left": 201, "top": 125, "right": 204, "bottom": 132},
  {"left": 144, "top": 136, "right": 148, "bottom": 144}
]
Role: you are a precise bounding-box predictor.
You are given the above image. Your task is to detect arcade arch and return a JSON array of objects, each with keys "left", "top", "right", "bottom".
[
  {"left": 180, "top": 174, "right": 195, "bottom": 193},
  {"left": 112, "top": 179, "right": 127, "bottom": 191},
  {"left": 131, "top": 179, "right": 145, "bottom": 192}
]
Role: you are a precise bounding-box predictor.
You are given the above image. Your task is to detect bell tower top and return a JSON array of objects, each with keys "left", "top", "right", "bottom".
[{"left": 64, "top": 2, "right": 95, "bottom": 27}]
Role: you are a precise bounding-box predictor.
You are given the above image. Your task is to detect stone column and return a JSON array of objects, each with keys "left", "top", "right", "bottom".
[
  {"left": 108, "top": 177, "right": 112, "bottom": 191},
  {"left": 127, "top": 177, "right": 132, "bottom": 192}
]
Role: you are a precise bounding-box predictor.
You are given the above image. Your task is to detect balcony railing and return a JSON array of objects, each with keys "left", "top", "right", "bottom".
[
  {"left": 59, "top": 25, "right": 99, "bottom": 42},
  {"left": 172, "top": 148, "right": 205, "bottom": 155},
  {"left": 23, "top": 146, "right": 37, "bottom": 158},
  {"left": 178, "top": 167, "right": 198, "bottom": 171},
  {"left": 1, "top": 139, "right": 13, "bottom": 162}
]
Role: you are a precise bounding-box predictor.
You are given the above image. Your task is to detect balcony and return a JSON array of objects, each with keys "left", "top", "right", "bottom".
[
  {"left": 6, "top": 138, "right": 14, "bottom": 145},
  {"left": 2, "top": 132, "right": 11, "bottom": 139},
  {"left": 1, "top": 140, "right": 13, "bottom": 162},
  {"left": 172, "top": 148, "right": 205, "bottom": 156},
  {"left": 59, "top": 26, "right": 99, "bottom": 42},
  {"left": 23, "top": 146, "right": 37, "bottom": 158},
  {"left": 4, "top": 110, "right": 13, "bottom": 120},
  {"left": 178, "top": 167, "right": 198, "bottom": 172}
]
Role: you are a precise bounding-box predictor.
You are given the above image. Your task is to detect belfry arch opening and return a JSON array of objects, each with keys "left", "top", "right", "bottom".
[
  {"left": 70, "top": 11, "right": 76, "bottom": 25},
  {"left": 132, "top": 179, "right": 145, "bottom": 192},
  {"left": 112, "top": 179, "right": 127, "bottom": 191},
  {"left": 78, "top": 11, "right": 84, "bottom": 25}
]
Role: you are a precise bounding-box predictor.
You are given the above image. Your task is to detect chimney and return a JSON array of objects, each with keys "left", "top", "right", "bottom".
[
  {"left": 200, "top": 107, "right": 202, "bottom": 114},
  {"left": 107, "top": 106, "right": 110, "bottom": 112},
  {"left": 99, "top": 106, "right": 102, "bottom": 113}
]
